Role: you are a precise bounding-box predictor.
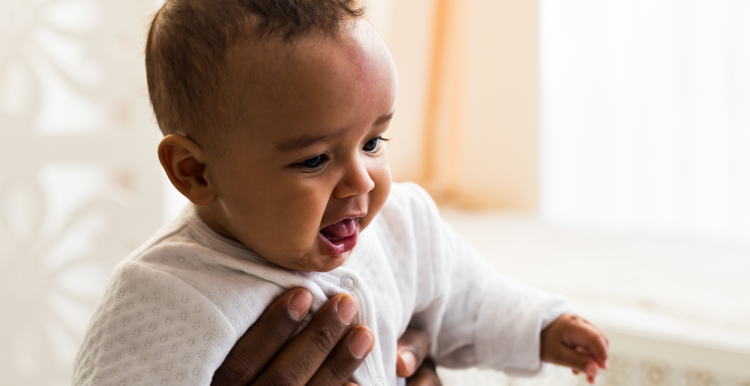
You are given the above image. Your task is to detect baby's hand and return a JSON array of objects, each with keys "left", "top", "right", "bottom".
[{"left": 540, "top": 314, "right": 609, "bottom": 384}]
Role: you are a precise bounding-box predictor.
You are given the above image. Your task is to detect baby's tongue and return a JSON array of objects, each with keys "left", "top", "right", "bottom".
[{"left": 320, "top": 219, "right": 356, "bottom": 239}]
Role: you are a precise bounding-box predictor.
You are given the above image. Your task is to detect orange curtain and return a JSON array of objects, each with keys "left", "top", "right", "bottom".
[
  {"left": 421, "top": 0, "right": 467, "bottom": 203},
  {"left": 380, "top": 0, "right": 540, "bottom": 211}
]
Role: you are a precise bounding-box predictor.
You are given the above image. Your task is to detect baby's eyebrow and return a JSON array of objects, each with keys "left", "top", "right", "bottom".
[
  {"left": 275, "top": 129, "right": 348, "bottom": 152},
  {"left": 373, "top": 111, "right": 395, "bottom": 126},
  {"left": 275, "top": 111, "right": 395, "bottom": 152}
]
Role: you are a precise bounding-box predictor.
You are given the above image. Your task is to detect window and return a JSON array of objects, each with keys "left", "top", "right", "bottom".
[{"left": 541, "top": 0, "right": 750, "bottom": 242}]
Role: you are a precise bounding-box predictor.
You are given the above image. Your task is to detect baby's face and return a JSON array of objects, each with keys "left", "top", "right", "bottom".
[{"left": 203, "top": 21, "right": 397, "bottom": 272}]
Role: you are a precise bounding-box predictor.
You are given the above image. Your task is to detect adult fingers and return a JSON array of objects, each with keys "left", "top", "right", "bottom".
[
  {"left": 307, "top": 325, "right": 375, "bottom": 386},
  {"left": 406, "top": 357, "right": 442, "bottom": 386},
  {"left": 396, "top": 328, "right": 432, "bottom": 378},
  {"left": 251, "top": 294, "right": 359, "bottom": 386},
  {"left": 211, "top": 288, "right": 313, "bottom": 386}
]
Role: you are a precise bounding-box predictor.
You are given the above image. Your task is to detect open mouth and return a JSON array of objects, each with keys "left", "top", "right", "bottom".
[
  {"left": 320, "top": 218, "right": 356, "bottom": 240},
  {"left": 318, "top": 218, "right": 358, "bottom": 255}
]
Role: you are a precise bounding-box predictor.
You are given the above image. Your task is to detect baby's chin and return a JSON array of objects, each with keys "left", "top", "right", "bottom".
[
  {"left": 262, "top": 220, "right": 365, "bottom": 272},
  {"left": 279, "top": 250, "right": 352, "bottom": 273},
  {"left": 311, "top": 251, "right": 352, "bottom": 272}
]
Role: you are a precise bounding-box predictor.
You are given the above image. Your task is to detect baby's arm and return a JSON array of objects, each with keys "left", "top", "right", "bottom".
[
  {"left": 388, "top": 183, "right": 573, "bottom": 374},
  {"left": 540, "top": 314, "right": 609, "bottom": 384}
]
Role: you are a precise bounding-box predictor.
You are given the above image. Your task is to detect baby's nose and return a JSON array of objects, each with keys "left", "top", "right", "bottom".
[{"left": 334, "top": 159, "right": 375, "bottom": 199}]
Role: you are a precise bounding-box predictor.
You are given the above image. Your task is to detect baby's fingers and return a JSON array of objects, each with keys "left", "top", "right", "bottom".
[
  {"left": 566, "top": 317, "right": 609, "bottom": 368},
  {"left": 557, "top": 345, "right": 595, "bottom": 374},
  {"left": 572, "top": 365, "right": 596, "bottom": 384},
  {"left": 560, "top": 348, "right": 600, "bottom": 384}
]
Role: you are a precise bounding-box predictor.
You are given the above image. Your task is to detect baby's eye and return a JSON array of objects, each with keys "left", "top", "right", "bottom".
[
  {"left": 299, "top": 154, "right": 328, "bottom": 169},
  {"left": 363, "top": 136, "right": 388, "bottom": 153}
]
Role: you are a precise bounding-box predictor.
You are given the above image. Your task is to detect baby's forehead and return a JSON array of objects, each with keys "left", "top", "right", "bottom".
[
  {"left": 146, "top": 0, "right": 376, "bottom": 149},
  {"left": 227, "top": 24, "right": 361, "bottom": 85},
  {"left": 224, "top": 20, "right": 394, "bottom": 118},
  {"left": 214, "top": 20, "right": 396, "bottom": 153}
]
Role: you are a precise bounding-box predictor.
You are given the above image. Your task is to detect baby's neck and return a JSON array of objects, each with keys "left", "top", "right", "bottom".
[{"left": 195, "top": 205, "right": 237, "bottom": 241}]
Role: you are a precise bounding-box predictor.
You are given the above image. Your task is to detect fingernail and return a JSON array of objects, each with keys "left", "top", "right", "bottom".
[
  {"left": 604, "top": 359, "right": 610, "bottom": 369},
  {"left": 336, "top": 296, "right": 358, "bottom": 325},
  {"left": 585, "top": 362, "right": 596, "bottom": 375},
  {"left": 398, "top": 349, "right": 416, "bottom": 374},
  {"left": 289, "top": 290, "right": 313, "bottom": 321},
  {"left": 349, "top": 329, "right": 374, "bottom": 358}
]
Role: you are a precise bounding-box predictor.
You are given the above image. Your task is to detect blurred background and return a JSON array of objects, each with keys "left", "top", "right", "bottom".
[{"left": 1, "top": 0, "right": 749, "bottom": 385}]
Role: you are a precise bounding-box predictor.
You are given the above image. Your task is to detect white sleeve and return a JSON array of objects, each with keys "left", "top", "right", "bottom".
[
  {"left": 73, "top": 261, "right": 236, "bottom": 386},
  {"left": 398, "top": 183, "right": 572, "bottom": 376}
]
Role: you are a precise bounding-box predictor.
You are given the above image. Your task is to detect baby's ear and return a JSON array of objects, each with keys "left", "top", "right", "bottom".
[{"left": 158, "top": 134, "right": 216, "bottom": 206}]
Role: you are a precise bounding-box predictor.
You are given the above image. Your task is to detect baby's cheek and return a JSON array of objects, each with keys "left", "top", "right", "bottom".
[
  {"left": 236, "top": 196, "right": 320, "bottom": 258},
  {"left": 363, "top": 167, "right": 391, "bottom": 229}
]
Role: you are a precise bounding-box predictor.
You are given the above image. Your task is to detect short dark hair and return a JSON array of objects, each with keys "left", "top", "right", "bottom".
[{"left": 145, "top": 0, "right": 364, "bottom": 146}]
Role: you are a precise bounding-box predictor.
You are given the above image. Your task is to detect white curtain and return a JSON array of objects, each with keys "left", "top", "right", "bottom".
[{"left": 540, "top": 0, "right": 750, "bottom": 242}]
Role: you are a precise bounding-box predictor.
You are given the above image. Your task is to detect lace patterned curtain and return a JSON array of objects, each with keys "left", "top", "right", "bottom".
[{"left": 0, "top": 0, "right": 163, "bottom": 384}]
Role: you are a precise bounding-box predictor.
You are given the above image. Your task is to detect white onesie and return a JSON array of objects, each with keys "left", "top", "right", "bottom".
[{"left": 73, "top": 182, "right": 572, "bottom": 386}]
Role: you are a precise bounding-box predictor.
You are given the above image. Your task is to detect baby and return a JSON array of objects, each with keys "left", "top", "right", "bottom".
[{"left": 73, "top": 0, "right": 609, "bottom": 385}]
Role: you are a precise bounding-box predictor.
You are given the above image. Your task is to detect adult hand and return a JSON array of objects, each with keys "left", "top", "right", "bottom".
[
  {"left": 211, "top": 288, "right": 442, "bottom": 386},
  {"left": 212, "top": 288, "right": 374, "bottom": 386},
  {"left": 396, "top": 328, "right": 442, "bottom": 386}
]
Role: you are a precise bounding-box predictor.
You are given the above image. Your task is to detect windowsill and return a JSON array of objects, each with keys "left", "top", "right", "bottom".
[{"left": 440, "top": 208, "right": 750, "bottom": 376}]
